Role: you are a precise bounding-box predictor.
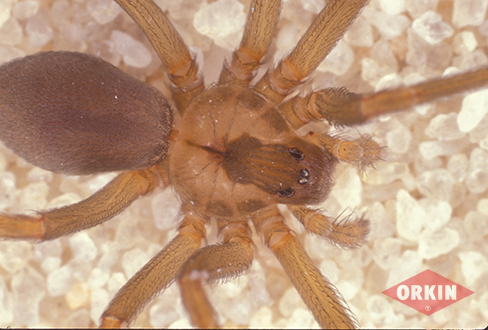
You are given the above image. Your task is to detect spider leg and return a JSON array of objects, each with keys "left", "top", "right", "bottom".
[
  {"left": 255, "top": 0, "right": 369, "bottom": 103},
  {"left": 307, "top": 132, "right": 383, "bottom": 171},
  {"left": 100, "top": 213, "right": 206, "bottom": 328},
  {"left": 281, "top": 66, "right": 488, "bottom": 127},
  {"left": 219, "top": 0, "right": 281, "bottom": 84},
  {"left": 0, "top": 164, "right": 165, "bottom": 241},
  {"left": 115, "top": 0, "right": 204, "bottom": 112},
  {"left": 178, "top": 220, "right": 254, "bottom": 328},
  {"left": 252, "top": 205, "right": 358, "bottom": 329},
  {"left": 288, "top": 205, "right": 369, "bottom": 249}
]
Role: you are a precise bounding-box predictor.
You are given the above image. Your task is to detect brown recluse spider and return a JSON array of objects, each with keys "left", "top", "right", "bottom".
[{"left": 0, "top": 0, "right": 487, "bottom": 328}]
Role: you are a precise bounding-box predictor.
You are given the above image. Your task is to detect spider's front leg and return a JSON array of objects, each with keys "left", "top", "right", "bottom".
[
  {"left": 252, "top": 205, "right": 359, "bottom": 329},
  {"left": 178, "top": 220, "right": 254, "bottom": 328},
  {"left": 280, "top": 66, "right": 488, "bottom": 128}
]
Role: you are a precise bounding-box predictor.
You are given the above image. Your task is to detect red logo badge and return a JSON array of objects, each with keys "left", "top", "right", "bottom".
[{"left": 382, "top": 269, "right": 474, "bottom": 315}]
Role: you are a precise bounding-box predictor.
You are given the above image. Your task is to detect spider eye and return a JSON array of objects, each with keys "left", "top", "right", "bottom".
[
  {"left": 277, "top": 187, "right": 295, "bottom": 198},
  {"left": 289, "top": 147, "right": 304, "bottom": 160},
  {"left": 298, "top": 169, "right": 310, "bottom": 185}
]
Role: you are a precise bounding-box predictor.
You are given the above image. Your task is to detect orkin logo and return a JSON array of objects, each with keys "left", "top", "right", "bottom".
[{"left": 382, "top": 269, "right": 474, "bottom": 316}]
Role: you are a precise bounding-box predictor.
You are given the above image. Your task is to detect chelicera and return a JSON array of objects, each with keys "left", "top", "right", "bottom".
[{"left": 0, "top": 0, "right": 487, "bottom": 328}]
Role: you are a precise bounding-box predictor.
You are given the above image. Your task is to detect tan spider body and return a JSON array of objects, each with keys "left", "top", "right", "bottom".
[{"left": 0, "top": 0, "right": 487, "bottom": 328}]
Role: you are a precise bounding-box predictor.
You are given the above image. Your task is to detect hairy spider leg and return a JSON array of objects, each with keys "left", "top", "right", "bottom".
[
  {"left": 115, "top": 0, "right": 204, "bottom": 112},
  {"left": 252, "top": 205, "right": 359, "bottom": 329},
  {"left": 280, "top": 66, "right": 488, "bottom": 127},
  {"left": 178, "top": 220, "right": 254, "bottom": 328},
  {"left": 0, "top": 164, "right": 165, "bottom": 240},
  {"left": 219, "top": 0, "right": 281, "bottom": 84},
  {"left": 254, "top": 0, "right": 369, "bottom": 103},
  {"left": 100, "top": 213, "right": 206, "bottom": 327}
]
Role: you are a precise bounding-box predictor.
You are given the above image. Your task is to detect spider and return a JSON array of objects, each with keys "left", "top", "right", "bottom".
[{"left": 0, "top": 0, "right": 488, "bottom": 325}]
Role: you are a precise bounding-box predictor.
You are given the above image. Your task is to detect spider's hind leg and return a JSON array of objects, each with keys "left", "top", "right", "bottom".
[
  {"left": 100, "top": 213, "right": 206, "bottom": 328},
  {"left": 0, "top": 165, "right": 164, "bottom": 241}
]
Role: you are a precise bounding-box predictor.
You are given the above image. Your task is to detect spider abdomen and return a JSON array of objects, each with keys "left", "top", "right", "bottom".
[
  {"left": 170, "top": 85, "right": 336, "bottom": 219},
  {"left": 0, "top": 51, "right": 173, "bottom": 175}
]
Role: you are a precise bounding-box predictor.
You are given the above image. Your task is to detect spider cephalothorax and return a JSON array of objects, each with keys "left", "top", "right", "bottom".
[{"left": 170, "top": 85, "right": 336, "bottom": 219}]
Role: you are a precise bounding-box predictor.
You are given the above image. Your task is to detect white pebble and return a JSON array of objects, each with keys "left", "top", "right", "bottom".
[
  {"left": 87, "top": 268, "right": 109, "bottom": 290},
  {"left": 464, "top": 210, "right": 488, "bottom": 239},
  {"left": 418, "top": 228, "right": 460, "bottom": 259},
  {"left": 69, "top": 232, "right": 98, "bottom": 262},
  {"left": 453, "top": 31, "right": 478, "bottom": 55},
  {"left": 287, "top": 308, "right": 316, "bottom": 328},
  {"left": 0, "top": 1, "right": 11, "bottom": 28},
  {"left": 336, "top": 268, "right": 364, "bottom": 300},
  {"left": 25, "top": 13, "right": 53, "bottom": 47},
  {"left": 361, "top": 40, "right": 398, "bottom": 84},
  {"left": 458, "top": 89, "right": 488, "bottom": 132},
  {"left": 319, "top": 259, "right": 339, "bottom": 283},
  {"left": 458, "top": 251, "right": 488, "bottom": 287},
  {"left": 386, "top": 250, "right": 422, "bottom": 288},
  {"left": 12, "top": 181, "right": 49, "bottom": 213},
  {"left": 363, "top": 162, "right": 409, "bottom": 185},
  {"left": 416, "top": 169, "right": 455, "bottom": 202},
  {"left": 13, "top": 0, "right": 39, "bottom": 20},
  {"left": 122, "top": 248, "right": 149, "bottom": 279},
  {"left": 40, "top": 256, "right": 62, "bottom": 274},
  {"left": 12, "top": 267, "right": 45, "bottom": 326},
  {"left": 279, "top": 288, "right": 307, "bottom": 318},
  {"left": 396, "top": 189, "right": 427, "bottom": 241},
  {"left": 379, "top": 0, "right": 405, "bottom": 15},
  {"left": 364, "top": 202, "right": 396, "bottom": 240},
  {"left": 66, "top": 282, "right": 89, "bottom": 310},
  {"left": 152, "top": 189, "right": 180, "bottom": 230},
  {"left": 419, "top": 139, "right": 469, "bottom": 160},
  {"left": 317, "top": 40, "right": 354, "bottom": 76},
  {"left": 425, "top": 112, "right": 466, "bottom": 140},
  {"left": 249, "top": 306, "right": 273, "bottom": 328},
  {"left": 386, "top": 121, "right": 412, "bottom": 154},
  {"left": 107, "top": 272, "right": 126, "bottom": 296},
  {"left": 344, "top": 16, "right": 373, "bottom": 47},
  {"left": 452, "top": 0, "right": 488, "bottom": 28},
  {"left": 420, "top": 198, "right": 452, "bottom": 231},
  {"left": 329, "top": 166, "right": 362, "bottom": 211},
  {"left": 478, "top": 198, "right": 488, "bottom": 215},
  {"left": 465, "top": 168, "right": 488, "bottom": 193},
  {"left": 448, "top": 153, "right": 468, "bottom": 181},
  {"left": 88, "top": 0, "right": 121, "bottom": 25},
  {"left": 90, "top": 288, "right": 110, "bottom": 324},
  {"left": 367, "top": 294, "right": 397, "bottom": 327},
  {"left": 0, "top": 18, "right": 22, "bottom": 46},
  {"left": 149, "top": 285, "right": 181, "bottom": 327},
  {"left": 0, "top": 171, "right": 15, "bottom": 209},
  {"left": 110, "top": 30, "right": 152, "bottom": 68},
  {"left": 405, "top": 0, "right": 439, "bottom": 18},
  {"left": 412, "top": 11, "right": 454, "bottom": 45},
  {"left": 373, "top": 238, "right": 402, "bottom": 270},
  {"left": 0, "top": 241, "right": 31, "bottom": 274},
  {"left": 0, "top": 277, "right": 14, "bottom": 325},
  {"left": 47, "top": 265, "right": 74, "bottom": 297},
  {"left": 371, "top": 11, "right": 411, "bottom": 40},
  {"left": 301, "top": 0, "right": 325, "bottom": 14},
  {"left": 193, "top": 0, "right": 245, "bottom": 50}
]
